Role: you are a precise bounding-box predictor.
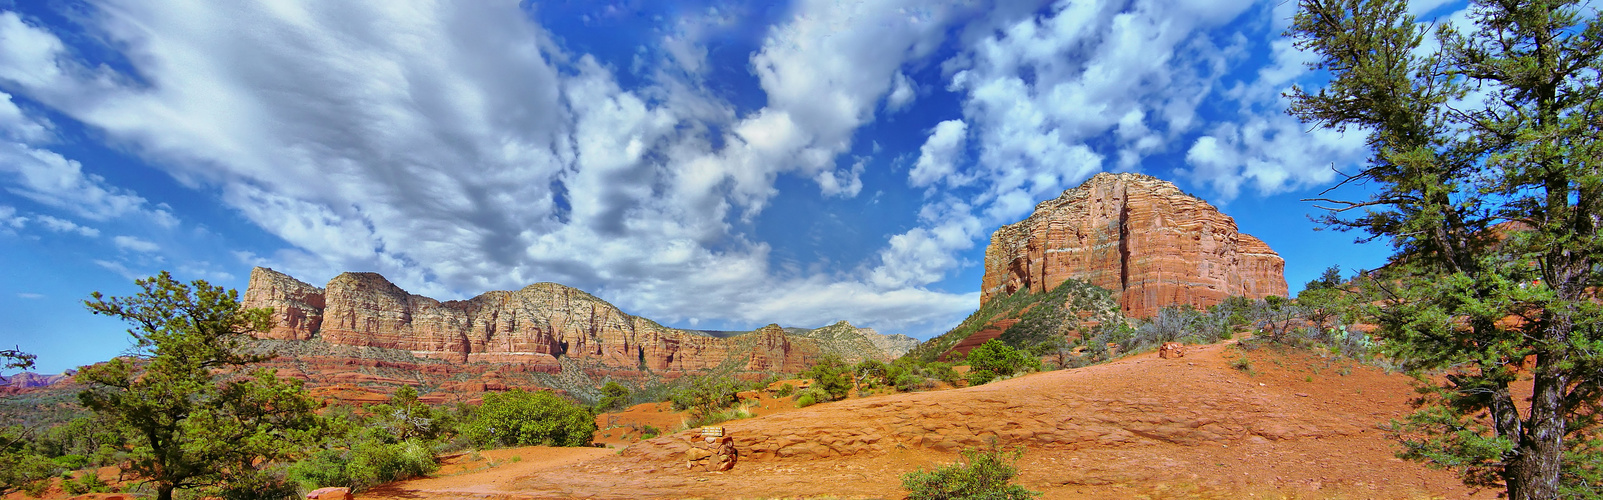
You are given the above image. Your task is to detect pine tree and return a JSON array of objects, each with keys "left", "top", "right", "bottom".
[
  {"left": 1287, "top": 0, "right": 1603, "bottom": 497},
  {"left": 78, "top": 272, "right": 322, "bottom": 500}
]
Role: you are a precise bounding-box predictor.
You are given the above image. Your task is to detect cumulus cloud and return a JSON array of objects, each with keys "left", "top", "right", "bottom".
[
  {"left": 874, "top": 0, "right": 1251, "bottom": 284},
  {"left": 1180, "top": 3, "right": 1375, "bottom": 200},
  {"left": 909, "top": 119, "right": 969, "bottom": 189},
  {"left": 0, "top": 0, "right": 987, "bottom": 337}
]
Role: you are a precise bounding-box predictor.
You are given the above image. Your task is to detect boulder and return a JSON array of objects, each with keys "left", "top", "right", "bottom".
[
  {"left": 306, "top": 487, "right": 352, "bottom": 500},
  {"left": 1159, "top": 342, "right": 1185, "bottom": 359},
  {"left": 685, "top": 434, "right": 739, "bottom": 472}
]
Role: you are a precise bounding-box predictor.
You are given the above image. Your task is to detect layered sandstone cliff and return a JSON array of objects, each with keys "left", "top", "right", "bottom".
[
  {"left": 981, "top": 173, "right": 1287, "bottom": 318},
  {"left": 242, "top": 268, "right": 901, "bottom": 373}
]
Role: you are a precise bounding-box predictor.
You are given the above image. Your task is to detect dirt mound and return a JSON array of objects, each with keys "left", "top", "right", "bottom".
[{"left": 361, "top": 340, "right": 1493, "bottom": 499}]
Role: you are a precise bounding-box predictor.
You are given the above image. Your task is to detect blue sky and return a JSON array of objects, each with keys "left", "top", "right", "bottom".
[{"left": 0, "top": 0, "right": 1471, "bottom": 374}]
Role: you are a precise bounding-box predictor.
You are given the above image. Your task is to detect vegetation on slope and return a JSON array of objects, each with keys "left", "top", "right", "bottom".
[{"left": 904, "top": 278, "right": 1121, "bottom": 364}]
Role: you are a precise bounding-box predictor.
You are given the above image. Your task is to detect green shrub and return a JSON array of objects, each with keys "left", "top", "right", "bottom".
[
  {"left": 286, "top": 439, "right": 437, "bottom": 492},
  {"left": 51, "top": 454, "right": 88, "bottom": 470},
  {"left": 596, "top": 381, "right": 632, "bottom": 413},
  {"left": 684, "top": 406, "right": 752, "bottom": 429},
  {"left": 794, "top": 387, "right": 829, "bottom": 408},
  {"left": 964, "top": 340, "right": 1040, "bottom": 386},
  {"left": 1231, "top": 356, "right": 1253, "bottom": 373},
  {"left": 60, "top": 471, "right": 110, "bottom": 495},
  {"left": 1, "top": 450, "right": 58, "bottom": 498},
  {"left": 214, "top": 467, "right": 298, "bottom": 500},
  {"left": 774, "top": 383, "right": 796, "bottom": 398},
  {"left": 459, "top": 389, "right": 595, "bottom": 448},
  {"left": 667, "top": 375, "right": 745, "bottom": 423},
  {"left": 966, "top": 369, "right": 996, "bottom": 387},
  {"left": 901, "top": 446, "right": 1039, "bottom": 500},
  {"left": 802, "top": 355, "right": 853, "bottom": 401}
]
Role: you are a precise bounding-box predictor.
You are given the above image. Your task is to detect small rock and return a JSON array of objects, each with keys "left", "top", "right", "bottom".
[
  {"left": 306, "top": 487, "right": 352, "bottom": 500},
  {"left": 1295, "top": 393, "right": 1310, "bottom": 397},
  {"left": 1158, "top": 342, "right": 1186, "bottom": 359}
]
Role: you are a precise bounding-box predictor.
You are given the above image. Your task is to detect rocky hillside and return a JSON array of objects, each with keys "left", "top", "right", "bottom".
[
  {"left": 238, "top": 268, "right": 910, "bottom": 402},
  {"left": 982, "top": 172, "right": 1287, "bottom": 318},
  {"left": 908, "top": 277, "right": 1123, "bottom": 361},
  {"left": 787, "top": 321, "right": 919, "bottom": 360}
]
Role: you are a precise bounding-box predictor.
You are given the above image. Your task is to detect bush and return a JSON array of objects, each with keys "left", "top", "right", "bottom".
[
  {"left": 774, "top": 383, "right": 796, "bottom": 398},
  {"left": 683, "top": 406, "right": 753, "bottom": 429},
  {"left": 460, "top": 389, "right": 595, "bottom": 448},
  {"left": 966, "top": 369, "right": 997, "bottom": 387},
  {"left": 794, "top": 387, "right": 829, "bottom": 408},
  {"left": 802, "top": 355, "right": 853, "bottom": 401},
  {"left": 286, "top": 439, "right": 437, "bottom": 492},
  {"left": 668, "top": 374, "right": 746, "bottom": 423},
  {"left": 964, "top": 340, "right": 1040, "bottom": 386},
  {"left": 1, "top": 449, "right": 58, "bottom": 497},
  {"left": 596, "top": 381, "right": 631, "bottom": 413},
  {"left": 900, "top": 446, "right": 1040, "bottom": 500},
  {"left": 214, "top": 467, "right": 298, "bottom": 500},
  {"left": 60, "top": 471, "right": 110, "bottom": 495}
]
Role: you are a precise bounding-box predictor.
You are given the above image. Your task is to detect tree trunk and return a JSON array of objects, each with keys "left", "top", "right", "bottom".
[
  {"left": 157, "top": 484, "right": 174, "bottom": 500},
  {"left": 1507, "top": 363, "right": 1567, "bottom": 500}
]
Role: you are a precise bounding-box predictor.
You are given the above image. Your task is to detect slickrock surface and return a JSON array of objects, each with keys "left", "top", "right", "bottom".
[
  {"left": 982, "top": 173, "right": 1287, "bottom": 318},
  {"left": 360, "top": 341, "right": 1492, "bottom": 500},
  {"left": 241, "top": 268, "right": 904, "bottom": 377}
]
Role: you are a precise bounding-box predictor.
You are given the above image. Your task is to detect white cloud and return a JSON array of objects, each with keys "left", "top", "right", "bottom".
[
  {"left": 15, "top": 292, "right": 42, "bottom": 299},
  {"left": 112, "top": 235, "right": 159, "bottom": 253},
  {"left": 885, "top": 71, "right": 917, "bottom": 112},
  {"left": 92, "top": 259, "right": 141, "bottom": 281},
  {"left": 871, "top": 0, "right": 1258, "bottom": 285},
  {"left": 868, "top": 198, "right": 984, "bottom": 288},
  {"left": 0, "top": 91, "right": 48, "bottom": 143},
  {"left": 0, "top": 0, "right": 990, "bottom": 339},
  {"left": 815, "top": 156, "right": 866, "bottom": 198},
  {"left": 909, "top": 119, "right": 968, "bottom": 188},
  {"left": 0, "top": 204, "right": 21, "bottom": 231},
  {"left": 34, "top": 215, "right": 98, "bottom": 237}
]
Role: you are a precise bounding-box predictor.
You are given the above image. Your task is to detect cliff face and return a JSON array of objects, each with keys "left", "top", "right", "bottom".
[
  {"left": 242, "top": 268, "right": 898, "bottom": 373},
  {"left": 245, "top": 268, "right": 325, "bottom": 340},
  {"left": 981, "top": 172, "right": 1287, "bottom": 318}
]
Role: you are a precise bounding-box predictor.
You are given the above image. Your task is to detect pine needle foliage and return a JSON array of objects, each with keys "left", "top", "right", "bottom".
[{"left": 1286, "top": 0, "right": 1603, "bottom": 497}]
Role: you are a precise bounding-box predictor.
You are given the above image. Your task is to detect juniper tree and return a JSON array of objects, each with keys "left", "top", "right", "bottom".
[
  {"left": 1287, "top": 0, "right": 1603, "bottom": 497},
  {"left": 78, "top": 272, "right": 322, "bottom": 500}
]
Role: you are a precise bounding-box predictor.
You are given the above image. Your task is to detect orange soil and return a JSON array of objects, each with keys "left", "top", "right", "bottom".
[{"left": 361, "top": 340, "right": 1500, "bottom": 500}]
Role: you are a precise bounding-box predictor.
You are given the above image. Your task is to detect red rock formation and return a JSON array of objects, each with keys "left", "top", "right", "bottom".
[
  {"left": 981, "top": 172, "right": 1287, "bottom": 318},
  {"left": 240, "top": 268, "right": 894, "bottom": 375},
  {"left": 244, "top": 267, "right": 324, "bottom": 340}
]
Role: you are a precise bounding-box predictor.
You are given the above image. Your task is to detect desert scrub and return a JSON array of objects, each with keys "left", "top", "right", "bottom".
[
  {"left": 1231, "top": 356, "right": 1253, "bottom": 374},
  {"left": 900, "top": 446, "right": 1040, "bottom": 500},
  {"left": 794, "top": 387, "right": 830, "bottom": 408},
  {"left": 773, "top": 383, "right": 796, "bottom": 398}
]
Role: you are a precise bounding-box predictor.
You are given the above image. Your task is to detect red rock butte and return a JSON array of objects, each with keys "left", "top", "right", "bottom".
[{"left": 981, "top": 172, "right": 1287, "bottom": 318}]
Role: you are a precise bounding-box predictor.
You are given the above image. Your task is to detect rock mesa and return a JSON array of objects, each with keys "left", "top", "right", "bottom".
[{"left": 981, "top": 172, "right": 1287, "bottom": 318}]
